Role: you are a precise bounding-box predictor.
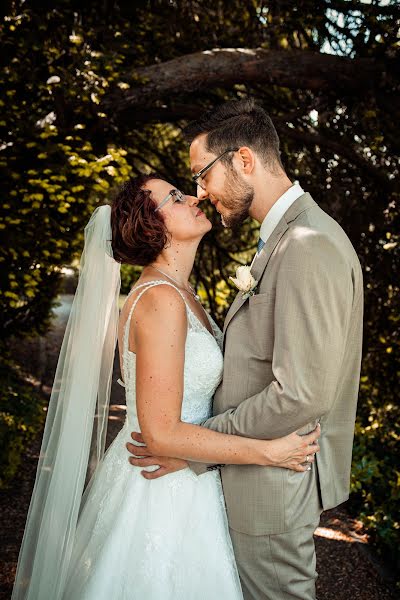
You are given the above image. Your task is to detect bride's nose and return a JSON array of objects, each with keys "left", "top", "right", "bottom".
[{"left": 187, "top": 195, "right": 199, "bottom": 207}]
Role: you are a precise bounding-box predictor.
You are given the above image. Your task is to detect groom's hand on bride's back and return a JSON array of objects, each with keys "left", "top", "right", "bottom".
[{"left": 126, "top": 431, "right": 188, "bottom": 479}]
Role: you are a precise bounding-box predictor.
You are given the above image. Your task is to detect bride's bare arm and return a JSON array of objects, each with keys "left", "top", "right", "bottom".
[{"left": 131, "top": 286, "right": 319, "bottom": 471}]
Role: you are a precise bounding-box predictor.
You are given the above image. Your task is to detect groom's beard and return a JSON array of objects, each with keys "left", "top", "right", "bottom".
[{"left": 218, "top": 169, "right": 254, "bottom": 229}]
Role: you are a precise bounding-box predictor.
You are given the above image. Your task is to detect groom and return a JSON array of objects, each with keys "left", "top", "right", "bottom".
[{"left": 127, "top": 99, "right": 363, "bottom": 599}]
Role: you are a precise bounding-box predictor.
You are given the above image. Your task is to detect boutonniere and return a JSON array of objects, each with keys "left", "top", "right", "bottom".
[{"left": 229, "top": 266, "right": 258, "bottom": 300}]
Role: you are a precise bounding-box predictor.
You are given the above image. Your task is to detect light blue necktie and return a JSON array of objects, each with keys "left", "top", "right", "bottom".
[{"left": 257, "top": 237, "right": 265, "bottom": 254}]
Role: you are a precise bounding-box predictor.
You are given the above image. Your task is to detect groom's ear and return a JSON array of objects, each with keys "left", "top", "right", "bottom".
[{"left": 237, "top": 147, "right": 255, "bottom": 175}]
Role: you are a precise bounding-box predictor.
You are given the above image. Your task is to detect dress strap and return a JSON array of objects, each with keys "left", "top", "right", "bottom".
[{"left": 122, "top": 280, "right": 189, "bottom": 357}]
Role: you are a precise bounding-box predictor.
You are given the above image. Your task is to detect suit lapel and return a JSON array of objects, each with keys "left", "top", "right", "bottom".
[
  {"left": 223, "top": 221, "right": 288, "bottom": 336},
  {"left": 223, "top": 289, "right": 247, "bottom": 336},
  {"left": 251, "top": 222, "right": 288, "bottom": 285},
  {"left": 222, "top": 193, "right": 316, "bottom": 340}
]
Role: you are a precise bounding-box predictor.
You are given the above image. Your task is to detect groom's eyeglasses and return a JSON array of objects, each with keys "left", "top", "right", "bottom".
[
  {"left": 192, "top": 148, "right": 238, "bottom": 191},
  {"left": 154, "top": 188, "right": 187, "bottom": 212}
]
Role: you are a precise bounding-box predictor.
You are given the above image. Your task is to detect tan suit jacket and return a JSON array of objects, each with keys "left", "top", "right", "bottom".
[{"left": 190, "top": 193, "right": 363, "bottom": 535}]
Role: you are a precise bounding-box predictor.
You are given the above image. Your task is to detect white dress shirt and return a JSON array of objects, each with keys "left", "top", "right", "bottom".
[{"left": 258, "top": 183, "right": 305, "bottom": 248}]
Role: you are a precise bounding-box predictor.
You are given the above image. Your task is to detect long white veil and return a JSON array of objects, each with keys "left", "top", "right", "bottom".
[{"left": 12, "top": 205, "right": 121, "bottom": 599}]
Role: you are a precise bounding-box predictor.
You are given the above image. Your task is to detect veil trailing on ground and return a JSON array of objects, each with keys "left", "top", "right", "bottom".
[{"left": 12, "top": 205, "right": 121, "bottom": 599}]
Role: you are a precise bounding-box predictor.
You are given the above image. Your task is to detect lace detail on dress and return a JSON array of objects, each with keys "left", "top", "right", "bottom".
[{"left": 120, "top": 280, "right": 224, "bottom": 427}]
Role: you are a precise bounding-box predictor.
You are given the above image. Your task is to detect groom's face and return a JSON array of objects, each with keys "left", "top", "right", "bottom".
[{"left": 189, "top": 135, "right": 254, "bottom": 228}]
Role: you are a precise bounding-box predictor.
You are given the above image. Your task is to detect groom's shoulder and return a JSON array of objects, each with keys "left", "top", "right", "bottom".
[
  {"left": 287, "top": 195, "right": 351, "bottom": 243},
  {"left": 283, "top": 200, "right": 360, "bottom": 269},
  {"left": 287, "top": 194, "right": 336, "bottom": 228}
]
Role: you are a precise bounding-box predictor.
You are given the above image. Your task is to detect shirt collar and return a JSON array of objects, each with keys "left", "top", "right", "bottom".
[{"left": 259, "top": 183, "right": 304, "bottom": 244}]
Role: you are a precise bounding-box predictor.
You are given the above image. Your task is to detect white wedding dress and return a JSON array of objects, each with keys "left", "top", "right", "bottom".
[{"left": 62, "top": 281, "right": 243, "bottom": 599}]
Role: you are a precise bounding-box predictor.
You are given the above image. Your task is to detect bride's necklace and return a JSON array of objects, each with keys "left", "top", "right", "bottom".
[{"left": 151, "top": 265, "right": 201, "bottom": 302}]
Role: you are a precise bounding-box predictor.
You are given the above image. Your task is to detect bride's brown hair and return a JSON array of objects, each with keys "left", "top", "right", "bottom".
[{"left": 111, "top": 174, "right": 170, "bottom": 266}]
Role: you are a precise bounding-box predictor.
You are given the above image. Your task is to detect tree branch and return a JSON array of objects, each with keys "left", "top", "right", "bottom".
[{"left": 103, "top": 48, "right": 389, "bottom": 116}]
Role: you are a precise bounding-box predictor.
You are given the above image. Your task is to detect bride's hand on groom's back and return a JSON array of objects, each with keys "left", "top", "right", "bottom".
[
  {"left": 264, "top": 423, "right": 321, "bottom": 472},
  {"left": 126, "top": 431, "right": 188, "bottom": 479}
]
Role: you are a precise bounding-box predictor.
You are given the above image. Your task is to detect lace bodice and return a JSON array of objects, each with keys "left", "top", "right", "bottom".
[{"left": 119, "top": 280, "right": 223, "bottom": 428}]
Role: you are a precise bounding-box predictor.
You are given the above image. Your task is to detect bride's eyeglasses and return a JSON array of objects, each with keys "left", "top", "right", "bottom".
[{"left": 154, "top": 189, "right": 187, "bottom": 212}]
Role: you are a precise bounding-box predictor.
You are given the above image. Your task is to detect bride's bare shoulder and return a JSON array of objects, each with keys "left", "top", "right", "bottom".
[{"left": 126, "top": 281, "right": 187, "bottom": 327}]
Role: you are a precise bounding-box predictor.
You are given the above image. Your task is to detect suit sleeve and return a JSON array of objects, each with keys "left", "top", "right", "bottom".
[{"left": 189, "top": 232, "right": 354, "bottom": 469}]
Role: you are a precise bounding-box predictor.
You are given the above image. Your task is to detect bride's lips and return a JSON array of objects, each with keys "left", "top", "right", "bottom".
[{"left": 196, "top": 209, "right": 205, "bottom": 217}]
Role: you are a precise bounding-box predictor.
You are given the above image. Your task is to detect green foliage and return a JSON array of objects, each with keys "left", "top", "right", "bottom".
[
  {"left": 0, "top": 5, "right": 133, "bottom": 339},
  {"left": 350, "top": 270, "right": 400, "bottom": 565},
  {"left": 120, "top": 264, "right": 142, "bottom": 295},
  {"left": 0, "top": 359, "right": 47, "bottom": 488},
  {"left": 351, "top": 400, "right": 400, "bottom": 554}
]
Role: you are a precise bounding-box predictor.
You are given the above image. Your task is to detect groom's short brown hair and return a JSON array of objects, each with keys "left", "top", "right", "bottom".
[{"left": 183, "top": 98, "right": 283, "bottom": 171}]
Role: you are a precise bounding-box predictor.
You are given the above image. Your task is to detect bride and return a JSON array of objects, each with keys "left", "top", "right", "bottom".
[{"left": 12, "top": 174, "right": 320, "bottom": 599}]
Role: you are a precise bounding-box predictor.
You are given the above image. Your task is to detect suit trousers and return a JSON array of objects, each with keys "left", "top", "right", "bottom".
[{"left": 229, "top": 518, "right": 320, "bottom": 600}]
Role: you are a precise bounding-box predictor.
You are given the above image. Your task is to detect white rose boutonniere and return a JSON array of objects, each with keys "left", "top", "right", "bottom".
[{"left": 229, "top": 266, "right": 258, "bottom": 300}]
